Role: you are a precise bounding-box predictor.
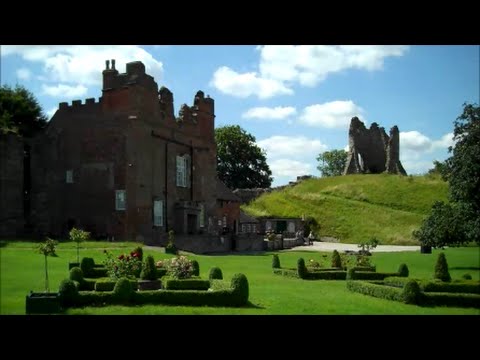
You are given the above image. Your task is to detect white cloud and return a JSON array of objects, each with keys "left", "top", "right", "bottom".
[
  {"left": 46, "top": 107, "right": 58, "bottom": 120},
  {"left": 211, "top": 45, "right": 409, "bottom": 98},
  {"left": 42, "top": 84, "right": 88, "bottom": 98},
  {"left": 258, "top": 135, "right": 327, "bottom": 158},
  {"left": 210, "top": 66, "right": 293, "bottom": 99},
  {"left": 400, "top": 131, "right": 432, "bottom": 152},
  {"left": 299, "top": 100, "right": 364, "bottom": 128},
  {"left": 344, "top": 144, "right": 350, "bottom": 152},
  {"left": 242, "top": 106, "right": 296, "bottom": 120},
  {"left": 16, "top": 68, "right": 31, "bottom": 80},
  {"left": 270, "top": 159, "right": 312, "bottom": 177},
  {"left": 432, "top": 132, "right": 455, "bottom": 150}
]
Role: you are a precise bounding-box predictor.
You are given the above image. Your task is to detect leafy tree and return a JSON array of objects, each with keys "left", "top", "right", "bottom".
[
  {"left": 0, "top": 84, "right": 47, "bottom": 137},
  {"left": 316, "top": 150, "right": 348, "bottom": 177},
  {"left": 413, "top": 103, "right": 480, "bottom": 247},
  {"left": 69, "top": 227, "right": 90, "bottom": 264},
  {"left": 38, "top": 238, "right": 58, "bottom": 293},
  {"left": 427, "top": 160, "right": 450, "bottom": 181},
  {"left": 215, "top": 125, "right": 272, "bottom": 189}
]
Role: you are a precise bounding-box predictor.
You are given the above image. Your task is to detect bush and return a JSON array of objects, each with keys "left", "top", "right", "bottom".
[
  {"left": 164, "top": 279, "right": 210, "bottom": 290},
  {"left": 231, "top": 273, "right": 249, "bottom": 306},
  {"left": 141, "top": 255, "right": 158, "bottom": 280},
  {"left": 58, "top": 279, "right": 78, "bottom": 307},
  {"left": 331, "top": 250, "right": 342, "bottom": 268},
  {"left": 209, "top": 267, "right": 223, "bottom": 280},
  {"left": 191, "top": 260, "right": 200, "bottom": 277},
  {"left": 306, "top": 271, "right": 346, "bottom": 280},
  {"left": 273, "top": 268, "right": 299, "bottom": 278},
  {"left": 113, "top": 278, "right": 134, "bottom": 303},
  {"left": 346, "top": 268, "right": 356, "bottom": 280},
  {"left": 272, "top": 254, "right": 280, "bottom": 269},
  {"left": 297, "top": 258, "right": 308, "bottom": 279},
  {"left": 434, "top": 253, "right": 451, "bottom": 282},
  {"left": 462, "top": 273, "right": 472, "bottom": 280},
  {"left": 132, "top": 246, "right": 143, "bottom": 262},
  {"left": 69, "top": 267, "right": 84, "bottom": 283},
  {"left": 398, "top": 264, "right": 409, "bottom": 277},
  {"left": 80, "top": 257, "right": 95, "bottom": 278},
  {"left": 165, "top": 256, "right": 194, "bottom": 279},
  {"left": 346, "top": 280, "right": 404, "bottom": 302},
  {"left": 94, "top": 279, "right": 115, "bottom": 292},
  {"left": 403, "top": 280, "right": 422, "bottom": 305}
]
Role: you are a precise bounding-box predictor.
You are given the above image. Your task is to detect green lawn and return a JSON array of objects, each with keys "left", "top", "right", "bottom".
[
  {"left": 1, "top": 240, "right": 479, "bottom": 315},
  {"left": 243, "top": 173, "right": 449, "bottom": 245}
]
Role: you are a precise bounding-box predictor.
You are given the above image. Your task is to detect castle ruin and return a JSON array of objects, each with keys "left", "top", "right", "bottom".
[{"left": 343, "top": 117, "right": 407, "bottom": 176}]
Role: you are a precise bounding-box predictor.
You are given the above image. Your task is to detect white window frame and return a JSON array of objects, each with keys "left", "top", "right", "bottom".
[
  {"left": 115, "top": 190, "right": 126, "bottom": 210},
  {"left": 176, "top": 155, "right": 187, "bottom": 187},
  {"left": 222, "top": 215, "right": 227, "bottom": 228},
  {"left": 66, "top": 170, "right": 73, "bottom": 183},
  {"left": 153, "top": 199, "right": 163, "bottom": 227}
]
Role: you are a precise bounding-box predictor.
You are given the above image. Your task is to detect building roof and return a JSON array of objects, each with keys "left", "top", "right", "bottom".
[
  {"left": 239, "top": 210, "right": 259, "bottom": 223},
  {"left": 216, "top": 179, "right": 241, "bottom": 202}
]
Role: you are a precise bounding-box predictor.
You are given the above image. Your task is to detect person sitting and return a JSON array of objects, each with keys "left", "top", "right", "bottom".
[{"left": 308, "top": 231, "right": 315, "bottom": 245}]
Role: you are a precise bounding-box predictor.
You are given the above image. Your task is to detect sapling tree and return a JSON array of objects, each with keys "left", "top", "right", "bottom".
[
  {"left": 69, "top": 227, "right": 90, "bottom": 263},
  {"left": 38, "top": 238, "right": 58, "bottom": 293}
]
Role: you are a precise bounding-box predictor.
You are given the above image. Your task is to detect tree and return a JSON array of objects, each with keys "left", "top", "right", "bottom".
[
  {"left": 215, "top": 125, "right": 272, "bottom": 189},
  {"left": 413, "top": 103, "right": 480, "bottom": 247},
  {"left": 0, "top": 84, "right": 47, "bottom": 137},
  {"left": 316, "top": 150, "right": 348, "bottom": 177},
  {"left": 38, "top": 238, "right": 58, "bottom": 293},
  {"left": 427, "top": 160, "right": 450, "bottom": 181},
  {"left": 69, "top": 228, "right": 90, "bottom": 264}
]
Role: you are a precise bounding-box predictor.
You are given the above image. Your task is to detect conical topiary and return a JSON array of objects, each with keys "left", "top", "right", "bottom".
[
  {"left": 272, "top": 254, "right": 280, "bottom": 269},
  {"left": 434, "top": 252, "right": 451, "bottom": 282},
  {"left": 297, "top": 258, "right": 308, "bottom": 279},
  {"left": 140, "top": 255, "right": 157, "bottom": 280},
  {"left": 331, "top": 250, "right": 342, "bottom": 268}
]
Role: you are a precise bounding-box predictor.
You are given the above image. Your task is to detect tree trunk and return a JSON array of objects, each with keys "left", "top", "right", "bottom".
[{"left": 44, "top": 255, "right": 49, "bottom": 293}]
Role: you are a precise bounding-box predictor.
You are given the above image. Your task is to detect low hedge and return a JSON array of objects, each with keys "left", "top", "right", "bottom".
[
  {"left": 422, "top": 292, "right": 480, "bottom": 308},
  {"left": 308, "top": 267, "right": 343, "bottom": 272},
  {"left": 346, "top": 280, "right": 404, "bottom": 302},
  {"left": 305, "top": 271, "right": 346, "bottom": 280},
  {"left": 352, "top": 271, "right": 400, "bottom": 281},
  {"left": 384, "top": 277, "right": 480, "bottom": 294},
  {"left": 90, "top": 267, "right": 108, "bottom": 278},
  {"left": 273, "top": 268, "right": 299, "bottom": 278},
  {"left": 164, "top": 279, "right": 210, "bottom": 291},
  {"left": 156, "top": 268, "right": 167, "bottom": 278}
]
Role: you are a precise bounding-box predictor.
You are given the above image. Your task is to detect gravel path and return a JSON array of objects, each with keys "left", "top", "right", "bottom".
[{"left": 287, "top": 241, "right": 420, "bottom": 253}]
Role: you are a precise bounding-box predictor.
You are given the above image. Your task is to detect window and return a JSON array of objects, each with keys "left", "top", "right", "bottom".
[
  {"left": 199, "top": 204, "right": 205, "bottom": 228},
  {"left": 153, "top": 199, "right": 163, "bottom": 227},
  {"left": 176, "top": 155, "right": 190, "bottom": 188},
  {"left": 115, "top": 190, "right": 126, "bottom": 210},
  {"left": 246, "top": 224, "right": 251, "bottom": 233},
  {"left": 222, "top": 215, "right": 227, "bottom": 228},
  {"left": 66, "top": 170, "right": 73, "bottom": 183},
  {"left": 242, "top": 224, "right": 246, "bottom": 233},
  {"left": 252, "top": 224, "right": 257, "bottom": 233}
]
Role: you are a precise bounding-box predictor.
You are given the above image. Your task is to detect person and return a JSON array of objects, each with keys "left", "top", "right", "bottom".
[{"left": 308, "top": 231, "right": 315, "bottom": 245}]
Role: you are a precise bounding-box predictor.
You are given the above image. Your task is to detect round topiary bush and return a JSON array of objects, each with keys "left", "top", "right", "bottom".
[
  {"left": 346, "top": 268, "right": 356, "bottom": 280},
  {"left": 272, "top": 254, "right": 280, "bottom": 269},
  {"left": 80, "top": 257, "right": 95, "bottom": 278},
  {"left": 69, "top": 267, "right": 84, "bottom": 283},
  {"left": 297, "top": 258, "right": 308, "bottom": 279},
  {"left": 462, "top": 273, "right": 472, "bottom": 280},
  {"left": 231, "top": 273, "right": 249, "bottom": 306},
  {"left": 403, "top": 279, "right": 421, "bottom": 305},
  {"left": 209, "top": 267, "right": 223, "bottom": 280},
  {"left": 59, "top": 279, "right": 79, "bottom": 307},
  {"left": 434, "top": 252, "right": 451, "bottom": 282},
  {"left": 140, "top": 255, "right": 158, "bottom": 280},
  {"left": 191, "top": 260, "right": 200, "bottom": 276},
  {"left": 331, "top": 250, "right": 342, "bottom": 268},
  {"left": 398, "top": 263, "right": 409, "bottom": 277},
  {"left": 113, "top": 278, "right": 133, "bottom": 303}
]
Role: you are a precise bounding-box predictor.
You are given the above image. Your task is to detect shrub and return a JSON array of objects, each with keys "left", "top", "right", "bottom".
[
  {"left": 80, "top": 257, "right": 95, "bottom": 278},
  {"left": 113, "top": 278, "right": 134, "bottom": 303},
  {"left": 209, "top": 267, "right": 223, "bottom": 280},
  {"left": 331, "top": 250, "right": 342, "bottom": 268},
  {"left": 403, "top": 279, "right": 422, "bottom": 305},
  {"left": 132, "top": 246, "right": 143, "bottom": 262},
  {"left": 231, "top": 273, "right": 249, "bottom": 306},
  {"left": 165, "top": 230, "right": 177, "bottom": 254},
  {"left": 191, "top": 260, "right": 200, "bottom": 276},
  {"left": 69, "top": 267, "right": 84, "bottom": 283},
  {"left": 297, "top": 258, "right": 308, "bottom": 279},
  {"left": 165, "top": 256, "right": 194, "bottom": 279},
  {"left": 347, "top": 280, "right": 404, "bottom": 302},
  {"left": 164, "top": 279, "right": 210, "bottom": 290},
  {"left": 462, "top": 273, "right": 472, "bottom": 280},
  {"left": 434, "top": 253, "right": 451, "bottom": 282},
  {"left": 272, "top": 254, "right": 280, "bottom": 269},
  {"left": 95, "top": 279, "right": 115, "bottom": 292},
  {"left": 141, "top": 255, "right": 158, "bottom": 280},
  {"left": 398, "top": 263, "right": 409, "bottom": 277},
  {"left": 104, "top": 250, "right": 142, "bottom": 279},
  {"left": 307, "top": 259, "right": 320, "bottom": 269},
  {"left": 58, "top": 279, "right": 78, "bottom": 307},
  {"left": 346, "top": 268, "right": 356, "bottom": 280}
]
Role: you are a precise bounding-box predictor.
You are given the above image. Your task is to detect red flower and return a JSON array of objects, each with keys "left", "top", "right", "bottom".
[
  {"left": 119, "top": 254, "right": 124, "bottom": 260},
  {"left": 132, "top": 252, "right": 138, "bottom": 258}
]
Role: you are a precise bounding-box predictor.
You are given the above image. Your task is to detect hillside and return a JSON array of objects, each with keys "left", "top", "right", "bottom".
[{"left": 242, "top": 174, "right": 449, "bottom": 245}]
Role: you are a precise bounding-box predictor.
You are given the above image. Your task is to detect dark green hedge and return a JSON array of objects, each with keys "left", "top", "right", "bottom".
[
  {"left": 346, "top": 280, "right": 404, "bottom": 302},
  {"left": 308, "top": 267, "right": 343, "bottom": 272},
  {"left": 272, "top": 268, "right": 299, "bottom": 278},
  {"left": 351, "top": 271, "right": 400, "bottom": 281},
  {"left": 164, "top": 279, "right": 210, "bottom": 291},
  {"left": 422, "top": 292, "right": 480, "bottom": 308},
  {"left": 94, "top": 280, "right": 115, "bottom": 292},
  {"left": 384, "top": 277, "right": 480, "bottom": 294},
  {"left": 156, "top": 268, "right": 167, "bottom": 278},
  {"left": 305, "top": 271, "right": 346, "bottom": 280}
]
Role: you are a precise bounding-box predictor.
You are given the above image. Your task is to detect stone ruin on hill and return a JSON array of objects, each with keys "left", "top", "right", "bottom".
[{"left": 343, "top": 117, "right": 407, "bottom": 176}]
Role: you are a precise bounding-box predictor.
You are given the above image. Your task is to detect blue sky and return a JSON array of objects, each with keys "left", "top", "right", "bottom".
[{"left": 1, "top": 45, "right": 478, "bottom": 187}]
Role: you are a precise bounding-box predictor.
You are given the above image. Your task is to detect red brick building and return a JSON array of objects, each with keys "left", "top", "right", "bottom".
[{"left": 26, "top": 59, "right": 244, "bottom": 252}]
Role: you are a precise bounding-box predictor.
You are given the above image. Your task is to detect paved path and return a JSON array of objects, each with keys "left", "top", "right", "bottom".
[{"left": 287, "top": 241, "right": 420, "bottom": 253}]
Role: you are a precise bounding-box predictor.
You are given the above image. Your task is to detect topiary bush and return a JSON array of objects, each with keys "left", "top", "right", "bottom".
[
  {"left": 398, "top": 263, "right": 409, "bottom": 277},
  {"left": 191, "top": 260, "right": 200, "bottom": 276},
  {"left": 80, "top": 257, "right": 95, "bottom": 278},
  {"left": 58, "top": 279, "right": 78, "bottom": 307},
  {"left": 434, "top": 252, "right": 451, "bottom": 282},
  {"left": 209, "top": 267, "right": 223, "bottom": 280},
  {"left": 272, "top": 254, "right": 280, "bottom": 269},
  {"left": 113, "top": 278, "right": 134, "bottom": 304},
  {"left": 331, "top": 250, "right": 342, "bottom": 268},
  {"left": 346, "top": 268, "right": 356, "bottom": 280},
  {"left": 140, "top": 255, "right": 158, "bottom": 280},
  {"left": 297, "top": 258, "right": 308, "bottom": 279},
  {"left": 462, "top": 273, "right": 472, "bottom": 280},
  {"left": 231, "top": 273, "right": 249, "bottom": 306},
  {"left": 403, "top": 279, "right": 422, "bottom": 305},
  {"left": 70, "top": 267, "right": 84, "bottom": 283},
  {"left": 132, "top": 246, "right": 143, "bottom": 262}
]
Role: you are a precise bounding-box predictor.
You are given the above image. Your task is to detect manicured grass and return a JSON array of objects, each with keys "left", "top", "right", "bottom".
[
  {"left": 243, "top": 173, "right": 448, "bottom": 245},
  {"left": 1, "top": 241, "right": 478, "bottom": 315}
]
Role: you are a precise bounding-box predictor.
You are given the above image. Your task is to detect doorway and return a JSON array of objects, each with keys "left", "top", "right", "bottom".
[{"left": 187, "top": 214, "right": 197, "bottom": 235}]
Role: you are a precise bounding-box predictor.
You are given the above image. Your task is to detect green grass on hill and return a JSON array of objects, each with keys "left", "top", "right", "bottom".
[{"left": 243, "top": 173, "right": 448, "bottom": 245}]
